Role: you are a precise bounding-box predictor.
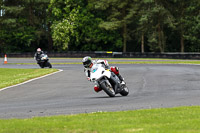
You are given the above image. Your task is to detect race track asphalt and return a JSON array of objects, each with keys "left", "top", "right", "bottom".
[{"left": 0, "top": 58, "right": 200, "bottom": 119}]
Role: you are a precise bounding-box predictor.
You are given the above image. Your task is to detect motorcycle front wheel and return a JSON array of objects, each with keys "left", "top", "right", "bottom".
[
  {"left": 39, "top": 63, "right": 44, "bottom": 68},
  {"left": 101, "top": 81, "right": 115, "bottom": 97}
]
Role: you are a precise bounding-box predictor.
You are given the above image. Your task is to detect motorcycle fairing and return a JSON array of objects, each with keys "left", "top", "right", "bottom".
[{"left": 90, "top": 64, "right": 111, "bottom": 81}]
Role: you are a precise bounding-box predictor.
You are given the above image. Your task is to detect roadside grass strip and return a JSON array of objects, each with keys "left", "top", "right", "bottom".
[
  {"left": 8, "top": 60, "right": 200, "bottom": 65},
  {"left": 110, "top": 60, "right": 200, "bottom": 64},
  {"left": 16, "top": 57, "right": 199, "bottom": 61},
  {"left": 0, "top": 106, "right": 200, "bottom": 132},
  {"left": 0, "top": 68, "right": 58, "bottom": 89}
]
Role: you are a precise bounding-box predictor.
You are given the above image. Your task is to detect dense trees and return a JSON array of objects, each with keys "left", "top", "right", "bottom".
[
  {"left": 50, "top": 0, "right": 122, "bottom": 51},
  {"left": 0, "top": 0, "right": 199, "bottom": 53},
  {"left": 0, "top": 0, "right": 52, "bottom": 53}
]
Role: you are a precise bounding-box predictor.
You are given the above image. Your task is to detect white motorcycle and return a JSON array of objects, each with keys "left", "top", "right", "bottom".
[{"left": 90, "top": 64, "right": 129, "bottom": 97}]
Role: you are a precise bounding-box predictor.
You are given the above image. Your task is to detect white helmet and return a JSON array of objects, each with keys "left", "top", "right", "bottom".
[
  {"left": 37, "top": 48, "right": 41, "bottom": 52},
  {"left": 37, "top": 48, "right": 42, "bottom": 54}
]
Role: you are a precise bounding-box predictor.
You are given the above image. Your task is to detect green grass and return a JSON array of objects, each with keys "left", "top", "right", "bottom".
[
  {"left": 110, "top": 60, "right": 200, "bottom": 64},
  {"left": 0, "top": 68, "right": 58, "bottom": 89},
  {"left": 6, "top": 58, "right": 200, "bottom": 65},
  {"left": 8, "top": 62, "right": 82, "bottom": 65},
  {"left": 8, "top": 60, "right": 200, "bottom": 65},
  {"left": 0, "top": 106, "right": 200, "bottom": 133}
]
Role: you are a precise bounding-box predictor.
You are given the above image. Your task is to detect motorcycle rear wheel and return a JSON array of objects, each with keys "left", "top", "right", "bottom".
[
  {"left": 47, "top": 62, "right": 52, "bottom": 68},
  {"left": 120, "top": 85, "right": 129, "bottom": 96}
]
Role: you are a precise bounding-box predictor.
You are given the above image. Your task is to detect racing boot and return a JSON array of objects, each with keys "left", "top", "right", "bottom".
[
  {"left": 94, "top": 85, "right": 101, "bottom": 92},
  {"left": 118, "top": 74, "right": 125, "bottom": 85}
]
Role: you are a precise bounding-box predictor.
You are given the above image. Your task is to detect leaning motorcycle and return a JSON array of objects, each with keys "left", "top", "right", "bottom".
[
  {"left": 90, "top": 64, "right": 129, "bottom": 97},
  {"left": 37, "top": 54, "right": 52, "bottom": 68}
]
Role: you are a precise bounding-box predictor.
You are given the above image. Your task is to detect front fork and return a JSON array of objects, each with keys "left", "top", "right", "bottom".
[{"left": 98, "top": 74, "right": 121, "bottom": 93}]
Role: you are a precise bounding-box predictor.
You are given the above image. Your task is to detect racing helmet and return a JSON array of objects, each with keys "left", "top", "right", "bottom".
[
  {"left": 37, "top": 48, "right": 42, "bottom": 54},
  {"left": 82, "top": 56, "right": 92, "bottom": 68}
]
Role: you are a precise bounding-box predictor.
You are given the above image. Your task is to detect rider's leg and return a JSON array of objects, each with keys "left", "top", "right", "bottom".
[
  {"left": 113, "top": 67, "right": 125, "bottom": 84},
  {"left": 118, "top": 74, "right": 124, "bottom": 82}
]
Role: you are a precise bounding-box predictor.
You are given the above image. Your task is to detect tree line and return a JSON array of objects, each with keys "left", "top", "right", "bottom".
[{"left": 0, "top": 0, "right": 199, "bottom": 53}]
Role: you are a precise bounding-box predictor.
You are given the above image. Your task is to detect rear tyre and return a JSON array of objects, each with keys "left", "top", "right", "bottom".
[
  {"left": 101, "top": 81, "right": 115, "bottom": 97},
  {"left": 47, "top": 62, "right": 52, "bottom": 68},
  {"left": 120, "top": 85, "right": 129, "bottom": 96}
]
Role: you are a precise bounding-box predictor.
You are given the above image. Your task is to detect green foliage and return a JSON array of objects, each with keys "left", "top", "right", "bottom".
[
  {"left": 166, "top": 0, "right": 200, "bottom": 52},
  {"left": 90, "top": 0, "right": 134, "bottom": 52},
  {"left": 0, "top": 0, "right": 199, "bottom": 52},
  {"left": 1, "top": 27, "right": 36, "bottom": 52},
  {"left": 0, "top": 0, "right": 52, "bottom": 53},
  {"left": 50, "top": 0, "right": 122, "bottom": 51}
]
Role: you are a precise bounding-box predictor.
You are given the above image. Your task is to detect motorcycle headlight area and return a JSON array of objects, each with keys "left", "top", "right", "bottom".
[{"left": 92, "top": 68, "right": 98, "bottom": 73}]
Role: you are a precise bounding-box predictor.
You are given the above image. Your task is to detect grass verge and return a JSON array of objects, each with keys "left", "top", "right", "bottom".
[
  {"left": 110, "top": 60, "right": 200, "bottom": 64},
  {"left": 0, "top": 68, "right": 58, "bottom": 89},
  {"left": 0, "top": 106, "right": 200, "bottom": 132},
  {"left": 8, "top": 60, "right": 200, "bottom": 65}
]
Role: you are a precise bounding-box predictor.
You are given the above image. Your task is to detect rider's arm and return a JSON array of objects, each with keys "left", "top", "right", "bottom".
[
  {"left": 84, "top": 68, "right": 91, "bottom": 81},
  {"left": 34, "top": 53, "right": 36, "bottom": 60},
  {"left": 36, "top": 54, "right": 40, "bottom": 60},
  {"left": 96, "top": 59, "right": 109, "bottom": 69}
]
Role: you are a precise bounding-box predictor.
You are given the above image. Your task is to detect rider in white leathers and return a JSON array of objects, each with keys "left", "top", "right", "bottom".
[{"left": 82, "top": 56, "right": 125, "bottom": 92}]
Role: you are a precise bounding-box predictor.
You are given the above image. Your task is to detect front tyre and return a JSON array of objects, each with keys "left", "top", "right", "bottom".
[
  {"left": 38, "top": 63, "right": 44, "bottom": 68},
  {"left": 101, "top": 81, "right": 115, "bottom": 97}
]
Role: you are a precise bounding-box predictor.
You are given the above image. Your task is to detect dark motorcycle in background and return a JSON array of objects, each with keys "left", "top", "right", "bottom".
[{"left": 37, "top": 53, "right": 52, "bottom": 68}]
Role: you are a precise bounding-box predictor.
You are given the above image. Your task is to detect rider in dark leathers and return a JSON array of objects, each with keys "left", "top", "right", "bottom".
[{"left": 34, "top": 48, "right": 44, "bottom": 63}]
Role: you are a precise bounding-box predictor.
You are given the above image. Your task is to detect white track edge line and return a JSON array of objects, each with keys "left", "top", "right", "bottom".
[{"left": 0, "top": 69, "right": 63, "bottom": 92}]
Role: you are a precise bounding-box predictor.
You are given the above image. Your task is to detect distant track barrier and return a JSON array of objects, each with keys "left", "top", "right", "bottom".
[{"left": 1, "top": 52, "right": 200, "bottom": 59}]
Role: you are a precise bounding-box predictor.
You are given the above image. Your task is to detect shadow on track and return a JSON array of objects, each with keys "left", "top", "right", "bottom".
[{"left": 88, "top": 95, "right": 125, "bottom": 99}]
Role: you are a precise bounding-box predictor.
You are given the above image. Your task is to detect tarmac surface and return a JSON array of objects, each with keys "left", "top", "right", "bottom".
[{"left": 0, "top": 58, "right": 200, "bottom": 119}]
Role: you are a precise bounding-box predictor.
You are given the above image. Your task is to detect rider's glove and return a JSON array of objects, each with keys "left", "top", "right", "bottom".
[{"left": 87, "top": 77, "right": 91, "bottom": 81}]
